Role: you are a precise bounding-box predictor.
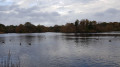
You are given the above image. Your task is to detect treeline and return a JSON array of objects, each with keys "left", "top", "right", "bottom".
[{"left": 0, "top": 19, "right": 120, "bottom": 33}]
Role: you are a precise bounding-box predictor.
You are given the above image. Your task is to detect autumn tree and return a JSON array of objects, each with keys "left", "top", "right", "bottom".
[
  {"left": 0, "top": 23, "right": 5, "bottom": 33},
  {"left": 78, "top": 19, "right": 89, "bottom": 32},
  {"left": 74, "top": 19, "right": 79, "bottom": 32},
  {"left": 24, "top": 22, "right": 36, "bottom": 33},
  {"left": 6, "top": 25, "right": 17, "bottom": 33},
  {"left": 60, "top": 23, "right": 76, "bottom": 33},
  {"left": 1, "top": 19, "right": 120, "bottom": 33},
  {"left": 53, "top": 25, "right": 61, "bottom": 32},
  {"left": 36, "top": 25, "right": 47, "bottom": 32},
  {"left": 16, "top": 24, "right": 25, "bottom": 33}
]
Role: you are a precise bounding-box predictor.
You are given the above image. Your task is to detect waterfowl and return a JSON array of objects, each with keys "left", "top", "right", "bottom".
[
  {"left": 2, "top": 41, "right": 5, "bottom": 43},
  {"left": 96, "top": 38, "right": 99, "bottom": 40},
  {"left": 109, "top": 40, "right": 111, "bottom": 42},
  {"left": 20, "top": 43, "right": 21, "bottom": 45},
  {"left": 28, "top": 43, "right": 31, "bottom": 45}
]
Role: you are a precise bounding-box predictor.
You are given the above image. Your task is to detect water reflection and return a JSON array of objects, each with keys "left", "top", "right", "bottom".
[
  {"left": 0, "top": 33, "right": 120, "bottom": 67},
  {"left": 62, "top": 33, "right": 120, "bottom": 67},
  {"left": 63, "top": 33, "right": 120, "bottom": 37}
]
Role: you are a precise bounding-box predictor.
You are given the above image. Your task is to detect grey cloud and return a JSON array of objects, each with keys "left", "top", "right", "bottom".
[
  {"left": 27, "top": 12, "right": 60, "bottom": 18},
  {"left": 0, "top": 0, "right": 120, "bottom": 26},
  {"left": 95, "top": 12, "right": 104, "bottom": 16},
  {"left": 0, "top": 5, "right": 19, "bottom": 11},
  {"left": 95, "top": 8, "right": 120, "bottom": 16},
  {"left": 0, "top": 4, "right": 61, "bottom": 25},
  {"left": 68, "top": 11, "right": 75, "bottom": 13},
  {"left": 0, "top": 0, "right": 6, "bottom": 2},
  {"left": 0, "top": 5, "right": 12, "bottom": 11},
  {"left": 73, "top": 0, "right": 96, "bottom": 3},
  {"left": 15, "top": 6, "right": 38, "bottom": 14},
  {"left": 0, "top": 8, "right": 60, "bottom": 19},
  {"left": 14, "top": 6, "right": 60, "bottom": 17},
  {"left": 66, "top": 0, "right": 98, "bottom": 4},
  {"left": 94, "top": 8, "right": 120, "bottom": 22},
  {"left": 105, "top": 8, "right": 120, "bottom": 14}
]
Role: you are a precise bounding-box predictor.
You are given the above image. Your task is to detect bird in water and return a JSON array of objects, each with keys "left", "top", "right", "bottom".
[
  {"left": 109, "top": 40, "right": 111, "bottom": 42},
  {"left": 28, "top": 43, "right": 31, "bottom": 45},
  {"left": 2, "top": 41, "right": 5, "bottom": 44},
  {"left": 96, "top": 38, "right": 99, "bottom": 40},
  {"left": 20, "top": 43, "right": 21, "bottom": 45}
]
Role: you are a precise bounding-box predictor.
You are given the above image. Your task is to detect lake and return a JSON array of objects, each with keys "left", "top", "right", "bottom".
[{"left": 0, "top": 32, "right": 120, "bottom": 67}]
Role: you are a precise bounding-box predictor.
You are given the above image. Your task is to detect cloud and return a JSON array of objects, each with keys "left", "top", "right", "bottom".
[
  {"left": 95, "top": 8, "right": 120, "bottom": 17},
  {"left": 0, "top": 4, "right": 61, "bottom": 25},
  {"left": 70, "top": 0, "right": 97, "bottom": 3},
  {"left": 0, "top": 0, "right": 120, "bottom": 26},
  {"left": 105, "top": 8, "right": 120, "bottom": 14},
  {"left": 94, "top": 8, "right": 120, "bottom": 22},
  {"left": 0, "top": 0, "right": 5, "bottom": 2}
]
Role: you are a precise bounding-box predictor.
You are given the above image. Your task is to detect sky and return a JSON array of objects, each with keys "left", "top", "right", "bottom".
[{"left": 0, "top": 0, "right": 120, "bottom": 26}]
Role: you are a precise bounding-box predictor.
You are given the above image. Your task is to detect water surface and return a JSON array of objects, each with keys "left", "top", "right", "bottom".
[{"left": 0, "top": 32, "right": 120, "bottom": 67}]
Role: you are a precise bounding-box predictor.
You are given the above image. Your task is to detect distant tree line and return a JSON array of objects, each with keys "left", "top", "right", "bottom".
[{"left": 0, "top": 19, "right": 120, "bottom": 33}]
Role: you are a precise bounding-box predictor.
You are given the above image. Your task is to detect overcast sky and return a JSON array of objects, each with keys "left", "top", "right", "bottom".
[{"left": 0, "top": 0, "right": 120, "bottom": 26}]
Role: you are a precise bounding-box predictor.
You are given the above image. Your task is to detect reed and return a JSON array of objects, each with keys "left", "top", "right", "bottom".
[{"left": 0, "top": 50, "right": 20, "bottom": 67}]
